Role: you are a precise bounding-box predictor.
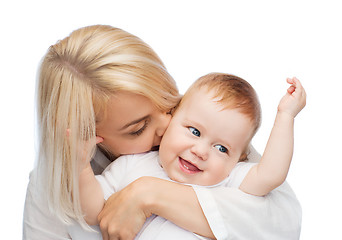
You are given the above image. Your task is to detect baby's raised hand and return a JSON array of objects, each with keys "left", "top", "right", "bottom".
[
  {"left": 68, "top": 128, "right": 104, "bottom": 170},
  {"left": 278, "top": 77, "right": 306, "bottom": 118},
  {"left": 80, "top": 135, "right": 104, "bottom": 163}
]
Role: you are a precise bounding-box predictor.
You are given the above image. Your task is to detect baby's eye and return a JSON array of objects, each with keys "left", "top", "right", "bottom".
[
  {"left": 188, "top": 127, "right": 200, "bottom": 137},
  {"left": 214, "top": 144, "right": 228, "bottom": 153}
]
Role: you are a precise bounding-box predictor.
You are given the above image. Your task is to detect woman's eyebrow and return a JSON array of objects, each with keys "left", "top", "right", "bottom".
[{"left": 119, "top": 115, "right": 150, "bottom": 131}]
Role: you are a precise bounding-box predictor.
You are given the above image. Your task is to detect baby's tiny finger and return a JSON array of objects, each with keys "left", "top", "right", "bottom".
[
  {"left": 286, "top": 77, "right": 294, "bottom": 84},
  {"left": 287, "top": 85, "right": 296, "bottom": 94},
  {"left": 293, "top": 77, "right": 302, "bottom": 87}
]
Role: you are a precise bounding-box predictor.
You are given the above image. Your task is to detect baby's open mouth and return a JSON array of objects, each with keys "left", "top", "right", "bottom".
[{"left": 178, "top": 157, "right": 201, "bottom": 174}]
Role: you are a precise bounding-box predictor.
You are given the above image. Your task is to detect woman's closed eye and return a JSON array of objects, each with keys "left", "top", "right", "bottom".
[
  {"left": 129, "top": 120, "right": 149, "bottom": 136},
  {"left": 188, "top": 127, "right": 200, "bottom": 137},
  {"left": 214, "top": 144, "right": 228, "bottom": 154}
]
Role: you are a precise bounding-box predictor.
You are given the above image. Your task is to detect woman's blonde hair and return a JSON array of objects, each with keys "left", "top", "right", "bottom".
[{"left": 36, "top": 25, "right": 180, "bottom": 227}]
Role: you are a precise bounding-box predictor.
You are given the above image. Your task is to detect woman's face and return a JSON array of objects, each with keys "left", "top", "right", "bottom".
[{"left": 96, "top": 91, "right": 172, "bottom": 158}]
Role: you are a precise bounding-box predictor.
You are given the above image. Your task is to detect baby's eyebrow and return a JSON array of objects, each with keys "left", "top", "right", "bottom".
[{"left": 119, "top": 115, "right": 150, "bottom": 131}]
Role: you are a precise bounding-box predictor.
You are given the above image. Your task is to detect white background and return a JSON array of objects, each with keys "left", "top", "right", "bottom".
[{"left": 1, "top": 0, "right": 341, "bottom": 239}]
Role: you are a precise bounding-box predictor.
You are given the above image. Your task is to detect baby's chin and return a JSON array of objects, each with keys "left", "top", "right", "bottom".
[{"left": 171, "top": 174, "right": 224, "bottom": 186}]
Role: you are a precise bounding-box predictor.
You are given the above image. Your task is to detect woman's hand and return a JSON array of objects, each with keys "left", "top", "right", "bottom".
[{"left": 97, "top": 177, "right": 152, "bottom": 240}]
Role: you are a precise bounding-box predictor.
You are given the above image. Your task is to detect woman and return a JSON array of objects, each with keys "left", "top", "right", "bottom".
[{"left": 23, "top": 25, "right": 301, "bottom": 240}]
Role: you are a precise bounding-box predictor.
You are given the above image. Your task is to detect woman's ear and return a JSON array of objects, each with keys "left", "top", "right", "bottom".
[
  {"left": 96, "top": 136, "right": 104, "bottom": 144},
  {"left": 67, "top": 129, "right": 103, "bottom": 144}
]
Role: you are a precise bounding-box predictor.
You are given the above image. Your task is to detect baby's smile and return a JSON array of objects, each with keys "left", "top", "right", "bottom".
[{"left": 178, "top": 157, "right": 202, "bottom": 174}]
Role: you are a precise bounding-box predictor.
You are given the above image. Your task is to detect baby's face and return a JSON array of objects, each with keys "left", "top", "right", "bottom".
[{"left": 159, "top": 89, "right": 254, "bottom": 186}]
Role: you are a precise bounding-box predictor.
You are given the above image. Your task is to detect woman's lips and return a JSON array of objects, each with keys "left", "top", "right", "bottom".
[{"left": 178, "top": 157, "right": 201, "bottom": 174}]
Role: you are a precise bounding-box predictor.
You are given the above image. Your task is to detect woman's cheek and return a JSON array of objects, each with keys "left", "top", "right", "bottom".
[{"left": 136, "top": 134, "right": 154, "bottom": 151}]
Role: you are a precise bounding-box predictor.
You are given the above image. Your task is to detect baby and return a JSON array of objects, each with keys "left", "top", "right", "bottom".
[{"left": 78, "top": 73, "right": 306, "bottom": 239}]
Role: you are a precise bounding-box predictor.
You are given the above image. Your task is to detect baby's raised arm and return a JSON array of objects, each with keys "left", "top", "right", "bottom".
[
  {"left": 79, "top": 137, "right": 105, "bottom": 225},
  {"left": 240, "top": 77, "right": 306, "bottom": 196}
]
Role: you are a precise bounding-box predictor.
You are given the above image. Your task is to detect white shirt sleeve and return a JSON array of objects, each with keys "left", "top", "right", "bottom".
[
  {"left": 193, "top": 146, "right": 302, "bottom": 240},
  {"left": 95, "top": 154, "right": 134, "bottom": 200},
  {"left": 23, "top": 171, "right": 71, "bottom": 240}
]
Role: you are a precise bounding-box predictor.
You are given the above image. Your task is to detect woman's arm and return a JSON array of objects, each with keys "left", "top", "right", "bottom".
[
  {"left": 141, "top": 177, "right": 215, "bottom": 238},
  {"left": 99, "top": 176, "right": 301, "bottom": 240},
  {"left": 147, "top": 172, "right": 301, "bottom": 240},
  {"left": 98, "top": 177, "right": 215, "bottom": 239}
]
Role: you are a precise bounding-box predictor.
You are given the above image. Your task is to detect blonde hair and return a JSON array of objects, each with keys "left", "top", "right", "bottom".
[
  {"left": 36, "top": 25, "right": 180, "bottom": 226},
  {"left": 180, "top": 73, "right": 261, "bottom": 160}
]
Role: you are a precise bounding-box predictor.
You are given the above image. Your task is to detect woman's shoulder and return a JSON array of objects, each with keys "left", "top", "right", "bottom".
[{"left": 23, "top": 170, "right": 70, "bottom": 239}]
